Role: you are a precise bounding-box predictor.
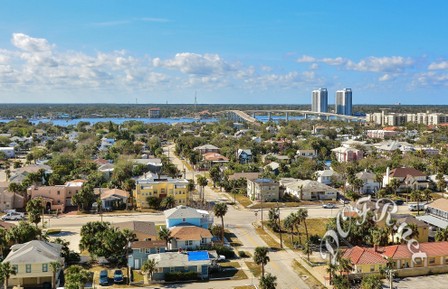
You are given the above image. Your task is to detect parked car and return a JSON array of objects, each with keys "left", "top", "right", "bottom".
[
  {"left": 408, "top": 203, "right": 426, "bottom": 211},
  {"left": 99, "top": 270, "right": 108, "bottom": 286},
  {"left": 113, "top": 269, "right": 124, "bottom": 284},
  {"left": 217, "top": 255, "right": 226, "bottom": 262},
  {"left": 339, "top": 198, "right": 349, "bottom": 205},
  {"left": 1, "top": 211, "right": 25, "bottom": 221},
  {"left": 394, "top": 199, "right": 404, "bottom": 206},
  {"left": 322, "top": 203, "right": 336, "bottom": 209}
]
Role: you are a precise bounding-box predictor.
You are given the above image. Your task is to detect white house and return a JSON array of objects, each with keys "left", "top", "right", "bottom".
[
  {"left": 352, "top": 170, "right": 381, "bottom": 194},
  {"left": 296, "top": 149, "right": 317, "bottom": 159},
  {"left": 0, "top": 147, "right": 15, "bottom": 158},
  {"left": 169, "top": 226, "right": 213, "bottom": 250},
  {"left": 283, "top": 179, "right": 338, "bottom": 201},
  {"left": 316, "top": 170, "right": 340, "bottom": 186}
]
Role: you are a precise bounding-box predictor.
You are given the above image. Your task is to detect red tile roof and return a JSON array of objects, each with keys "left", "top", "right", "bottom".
[
  {"left": 389, "top": 168, "right": 426, "bottom": 178},
  {"left": 342, "top": 246, "right": 387, "bottom": 265},
  {"left": 383, "top": 242, "right": 448, "bottom": 259}
]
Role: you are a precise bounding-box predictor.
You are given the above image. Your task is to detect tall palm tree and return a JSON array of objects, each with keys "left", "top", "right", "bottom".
[
  {"left": 326, "top": 261, "right": 338, "bottom": 285},
  {"left": 410, "top": 190, "right": 423, "bottom": 215},
  {"left": 213, "top": 203, "right": 228, "bottom": 243},
  {"left": 259, "top": 273, "right": 277, "bottom": 289},
  {"left": 337, "top": 257, "right": 353, "bottom": 282},
  {"left": 283, "top": 213, "right": 295, "bottom": 246},
  {"left": 435, "top": 227, "right": 448, "bottom": 241},
  {"left": 423, "top": 188, "right": 432, "bottom": 204},
  {"left": 50, "top": 261, "right": 62, "bottom": 289},
  {"left": 0, "top": 262, "right": 17, "bottom": 289},
  {"left": 389, "top": 178, "right": 401, "bottom": 195},
  {"left": 158, "top": 227, "right": 173, "bottom": 249},
  {"left": 162, "top": 195, "right": 176, "bottom": 209},
  {"left": 197, "top": 175, "right": 208, "bottom": 203},
  {"left": 296, "top": 208, "right": 309, "bottom": 241},
  {"left": 254, "top": 246, "right": 270, "bottom": 278},
  {"left": 141, "top": 259, "right": 158, "bottom": 285},
  {"left": 303, "top": 240, "right": 312, "bottom": 261}
]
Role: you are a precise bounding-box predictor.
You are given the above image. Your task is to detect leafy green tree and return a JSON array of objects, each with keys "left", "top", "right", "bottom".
[
  {"left": 209, "top": 166, "right": 221, "bottom": 188},
  {"left": 0, "top": 262, "right": 16, "bottom": 289},
  {"left": 158, "top": 227, "right": 173, "bottom": 248},
  {"left": 435, "top": 227, "right": 448, "bottom": 241},
  {"left": 79, "top": 222, "right": 111, "bottom": 258},
  {"left": 410, "top": 190, "right": 423, "bottom": 216},
  {"left": 214, "top": 203, "right": 228, "bottom": 243},
  {"left": 161, "top": 195, "right": 176, "bottom": 209},
  {"left": 146, "top": 196, "right": 161, "bottom": 209},
  {"left": 259, "top": 273, "right": 277, "bottom": 289},
  {"left": 72, "top": 183, "right": 96, "bottom": 211},
  {"left": 361, "top": 275, "right": 382, "bottom": 289},
  {"left": 26, "top": 197, "right": 44, "bottom": 227},
  {"left": 6, "top": 221, "right": 44, "bottom": 244},
  {"left": 254, "top": 246, "right": 270, "bottom": 278},
  {"left": 65, "top": 265, "right": 90, "bottom": 289},
  {"left": 141, "top": 259, "right": 158, "bottom": 284},
  {"left": 50, "top": 261, "right": 62, "bottom": 289}
]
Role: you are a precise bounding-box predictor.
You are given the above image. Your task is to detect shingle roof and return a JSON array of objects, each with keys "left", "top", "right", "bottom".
[
  {"left": 101, "top": 188, "right": 129, "bottom": 200},
  {"left": 342, "top": 246, "right": 387, "bottom": 265},
  {"left": 389, "top": 168, "right": 426, "bottom": 178},
  {"left": 203, "top": 152, "right": 228, "bottom": 162},
  {"left": 0, "top": 221, "right": 16, "bottom": 230},
  {"left": 427, "top": 198, "right": 448, "bottom": 212},
  {"left": 170, "top": 226, "right": 213, "bottom": 241},
  {"left": 114, "top": 221, "right": 157, "bottom": 237},
  {"left": 228, "top": 172, "right": 261, "bottom": 181},
  {"left": 164, "top": 205, "right": 208, "bottom": 219},
  {"left": 3, "top": 240, "right": 63, "bottom": 264},
  {"left": 130, "top": 240, "right": 165, "bottom": 249}
]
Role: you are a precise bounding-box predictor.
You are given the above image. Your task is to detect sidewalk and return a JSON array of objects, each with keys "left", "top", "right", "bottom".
[{"left": 260, "top": 224, "right": 331, "bottom": 288}]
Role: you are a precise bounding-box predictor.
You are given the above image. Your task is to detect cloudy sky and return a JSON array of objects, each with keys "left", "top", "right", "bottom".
[{"left": 0, "top": 1, "right": 447, "bottom": 104}]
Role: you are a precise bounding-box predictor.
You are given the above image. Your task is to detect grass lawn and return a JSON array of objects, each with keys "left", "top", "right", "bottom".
[
  {"left": 230, "top": 193, "right": 253, "bottom": 208},
  {"left": 244, "top": 261, "right": 261, "bottom": 277},
  {"left": 264, "top": 218, "right": 330, "bottom": 250},
  {"left": 210, "top": 261, "right": 248, "bottom": 280},
  {"left": 291, "top": 260, "right": 326, "bottom": 289},
  {"left": 224, "top": 230, "right": 243, "bottom": 247},
  {"left": 254, "top": 226, "right": 282, "bottom": 250}
]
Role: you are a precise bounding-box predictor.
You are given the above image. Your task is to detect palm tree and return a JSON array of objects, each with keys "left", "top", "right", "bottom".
[
  {"left": 326, "top": 261, "right": 338, "bottom": 285},
  {"left": 197, "top": 175, "right": 208, "bottom": 203},
  {"left": 50, "top": 261, "right": 62, "bottom": 289},
  {"left": 65, "top": 265, "right": 90, "bottom": 289},
  {"left": 259, "top": 273, "right": 277, "bottom": 289},
  {"left": 337, "top": 257, "right": 353, "bottom": 282},
  {"left": 435, "top": 227, "right": 448, "bottom": 241},
  {"left": 296, "top": 208, "right": 309, "bottom": 241},
  {"left": 406, "top": 223, "right": 419, "bottom": 241},
  {"left": 162, "top": 195, "right": 176, "bottom": 209},
  {"left": 283, "top": 213, "right": 295, "bottom": 245},
  {"left": 158, "top": 227, "right": 173, "bottom": 249},
  {"left": 423, "top": 188, "right": 432, "bottom": 204},
  {"left": 389, "top": 178, "right": 401, "bottom": 195},
  {"left": 213, "top": 203, "right": 228, "bottom": 243},
  {"left": 141, "top": 259, "right": 158, "bottom": 285},
  {"left": 0, "top": 262, "right": 16, "bottom": 289},
  {"left": 254, "top": 246, "right": 270, "bottom": 278},
  {"left": 410, "top": 190, "right": 423, "bottom": 215},
  {"left": 303, "top": 240, "right": 312, "bottom": 261}
]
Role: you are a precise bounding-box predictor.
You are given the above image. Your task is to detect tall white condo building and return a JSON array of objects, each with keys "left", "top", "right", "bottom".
[
  {"left": 311, "top": 88, "right": 328, "bottom": 113},
  {"left": 335, "top": 88, "right": 352, "bottom": 115}
]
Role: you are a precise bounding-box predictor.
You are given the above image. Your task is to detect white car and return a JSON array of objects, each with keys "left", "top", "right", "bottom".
[
  {"left": 322, "top": 203, "right": 336, "bottom": 209},
  {"left": 1, "top": 212, "right": 25, "bottom": 221},
  {"left": 217, "top": 255, "right": 226, "bottom": 262}
]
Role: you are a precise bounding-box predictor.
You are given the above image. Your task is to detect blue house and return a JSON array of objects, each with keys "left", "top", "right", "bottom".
[
  {"left": 128, "top": 240, "right": 166, "bottom": 269},
  {"left": 164, "top": 205, "right": 213, "bottom": 229},
  {"left": 237, "top": 149, "right": 253, "bottom": 164}
]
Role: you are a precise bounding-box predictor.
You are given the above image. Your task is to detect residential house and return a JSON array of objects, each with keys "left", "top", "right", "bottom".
[
  {"left": 237, "top": 149, "right": 253, "bottom": 164},
  {"left": 342, "top": 246, "right": 388, "bottom": 275},
  {"left": 114, "top": 221, "right": 157, "bottom": 241},
  {"left": 134, "top": 177, "right": 189, "bottom": 209},
  {"left": 263, "top": 161, "right": 280, "bottom": 175},
  {"left": 429, "top": 174, "right": 448, "bottom": 192},
  {"left": 98, "top": 188, "right": 129, "bottom": 210},
  {"left": 148, "top": 251, "right": 212, "bottom": 280},
  {"left": 99, "top": 137, "right": 115, "bottom": 151},
  {"left": 390, "top": 215, "right": 429, "bottom": 243},
  {"left": 282, "top": 179, "right": 337, "bottom": 201},
  {"left": 98, "top": 163, "right": 115, "bottom": 180},
  {"left": 247, "top": 178, "right": 279, "bottom": 201},
  {"left": 193, "top": 144, "right": 220, "bottom": 155},
  {"left": 352, "top": 170, "right": 381, "bottom": 194},
  {"left": 0, "top": 221, "right": 16, "bottom": 231},
  {"left": 9, "top": 164, "right": 52, "bottom": 184},
  {"left": 202, "top": 152, "right": 229, "bottom": 169},
  {"left": 331, "top": 147, "right": 363, "bottom": 162},
  {"left": 169, "top": 226, "right": 213, "bottom": 250},
  {"left": 0, "top": 189, "right": 25, "bottom": 211},
  {"left": 128, "top": 240, "right": 166, "bottom": 269},
  {"left": 28, "top": 180, "right": 85, "bottom": 212},
  {"left": 316, "top": 170, "right": 340, "bottom": 186},
  {"left": 227, "top": 172, "right": 261, "bottom": 182},
  {"left": 0, "top": 147, "right": 15, "bottom": 158},
  {"left": 366, "top": 129, "right": 399, "bottom": 139},
  {"left": 417, "top": 198, "right": 448, "bottom": 229},
  {"left": 296, "top": 149, "right": 317, "bottom": 159},
  {"left": 382, "top": 167, "right": 428, "bottom": 192},
  {"left": 132, "top": 158, "right": 163, "bottom": 174},
  {"left": 164, "top": 205, "right": 213, "bottom": 229},
  {"left": 3, "top": 240, "right": 63, "bottom": 287}
]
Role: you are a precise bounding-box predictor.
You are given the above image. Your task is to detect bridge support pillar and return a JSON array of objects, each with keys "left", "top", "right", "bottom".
[
  {"left": 304, "top": 113, "right": 308, "bottom": 119},
  {"left": 268, "top": 112, "right": 272, "bottom": 121},
  {"left": 285, "top": 112, "right": 289, "bottom": 122}
]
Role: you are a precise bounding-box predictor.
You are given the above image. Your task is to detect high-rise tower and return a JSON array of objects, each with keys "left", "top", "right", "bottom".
[
  {"left": 311, "top": 88, "right": 328, "bottom": 113},
  {"left": 335, "top": 88, "right": 352, "bottom": 115}
]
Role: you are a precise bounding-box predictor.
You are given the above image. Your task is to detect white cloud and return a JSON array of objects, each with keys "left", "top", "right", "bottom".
[
  {"left": 153, "top": 53, "right": 235, "bottom": 75},
  {"left": 321, "top": 57, "right": 348, "bottom": 66},
  {"left": 297, "top": 55, "right": 316, "bottom": 63},
  {"left": 11, "top": 33, "right": 53, "bottom": 52},
  {"left": 415, "top": 72, "right": 448, "bottom": 87},
  {"left": 428, "top": 61, "right": 448, "bottom": 70},
  {"left": 346, "top": 56, "right": 414, "bottom": 72},
  {"left": 379, "top": 73, "right": 395, "bottom": 82},
  {"left": 140, "top": 17, "right": 170, "bottom": 23}
]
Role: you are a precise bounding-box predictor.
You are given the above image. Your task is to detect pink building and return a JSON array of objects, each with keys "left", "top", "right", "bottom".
[
  {"left": 331, "top": 147, "right": 364, "bottom": 162},
  {"left": 28, "top": 180, "right": 85, "bottom": 212}
]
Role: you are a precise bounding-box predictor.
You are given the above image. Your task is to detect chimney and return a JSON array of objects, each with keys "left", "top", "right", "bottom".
[{"left": 374, "top": 244, "right": 378, "bottom": 252}]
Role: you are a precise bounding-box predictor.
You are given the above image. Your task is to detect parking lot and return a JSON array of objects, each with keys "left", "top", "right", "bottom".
[{"left": 391, "top": 274, "right": 448, "bottom": 288}]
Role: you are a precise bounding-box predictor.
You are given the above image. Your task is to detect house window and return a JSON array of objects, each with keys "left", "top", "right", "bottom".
[
  {"left": 42, "top": 263, "right": 48, "bottom": 272},
  {"left": 182, "top": 218, "right": 186, "bottom": 222},
  {"left": 429, "top": 258, "right": 435, "bottom": 265},
  {"left": 12, "top": 265, "right": 18, "bottom": 273},
  {"left": 57, "top": 191, "right": 60, "bottom": 195},
  {"left": 445, "top": 257, "right": 448, "bottom": 264},
  {"left": 370, "top": 265, "right": 375, "bottom": 272},
  {"left": 201, "top": 238, "right": 207, "bottom": 244},
  {"left": 26, "top": 264, "right": 31, "bottom": 273},
  {"left": 170, "top": 267, "right": 175, "bottom": 272},
  {"left": 186, "top": 240, "right": 193, "bottom": 246}
]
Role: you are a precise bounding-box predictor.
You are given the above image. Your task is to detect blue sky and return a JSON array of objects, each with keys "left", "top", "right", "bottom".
[{"left": 0, "top": 1, "right": 447, "bottom": 104}]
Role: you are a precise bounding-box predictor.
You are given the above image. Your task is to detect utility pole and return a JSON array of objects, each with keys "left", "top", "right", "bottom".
[
  {"left": 277, "top": 201, "right": 283, "bottom": 248},
  {"left": 261, "top": 194, "right": 264, "bottom": 230}
]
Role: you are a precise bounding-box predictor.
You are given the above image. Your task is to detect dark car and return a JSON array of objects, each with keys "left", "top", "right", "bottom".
[
  {"left": 394, "top": 199, "right": 404, "bottom": 206},
  {"left": 113, "top": 269, "right": 124, "bottom": 284},
  {"left": 99, "top": 270, "right": 108, "bottom": 286}
]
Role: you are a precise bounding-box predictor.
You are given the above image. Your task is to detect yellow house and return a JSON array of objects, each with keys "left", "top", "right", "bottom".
[
  {"left": 342, "top": 246, "right": 388, "bottom": 275},
  {"left": 3, "top": 240, "right": 64, "bottom": 287},
  {"left": 390, "top": 215, "right": 429, "bottom": 244},
  {"left": 134, "top": 177, "right": 189, "bottom": 209}
]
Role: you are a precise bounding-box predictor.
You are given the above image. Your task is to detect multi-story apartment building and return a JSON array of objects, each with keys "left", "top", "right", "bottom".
[
  {"left": 28, "top": 180, "right": 85, "bottom": 212},
  {"left": 366, "top": 111, "right": 448, "bottom": 126},
  {"left": 247, "top": 178, "right": 279, "bottom": 201},
  {"left": 134, "top": 177, "right": 189, "bottom": 209},
  {"left": 311, "top": 88, "right": 328, "bottom": 113},
  {"left": 335, "top": 88, "right": 352, "bottom": 115},
  {"left": 148, "top": 107, "right": 161, "bottom": 118}
]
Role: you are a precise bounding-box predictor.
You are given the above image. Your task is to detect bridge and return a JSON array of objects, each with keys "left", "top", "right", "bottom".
[{"left": 216, "top": 110, "right": 366, "bottom": 124}]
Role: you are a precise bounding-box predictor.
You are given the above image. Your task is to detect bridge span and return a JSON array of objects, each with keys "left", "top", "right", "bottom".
[{"left": 216, "top": 109, "right": 365, "bottom": 124}]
